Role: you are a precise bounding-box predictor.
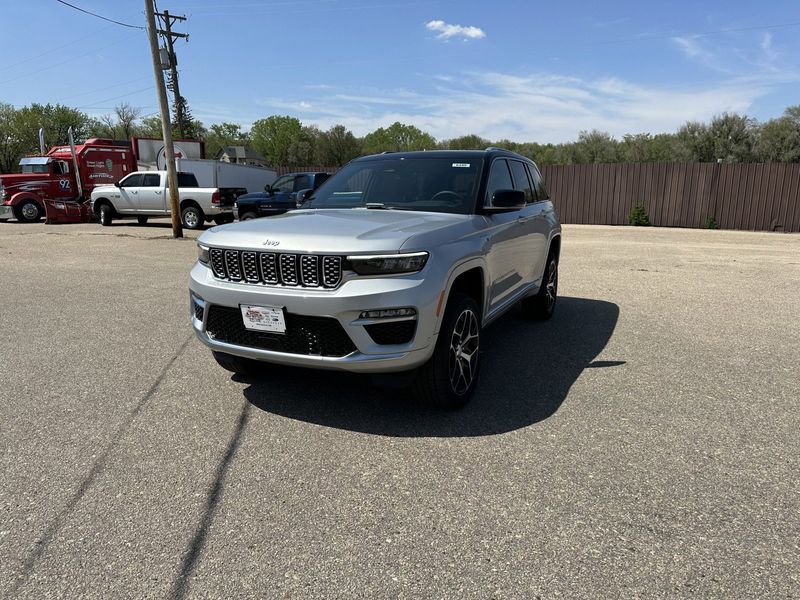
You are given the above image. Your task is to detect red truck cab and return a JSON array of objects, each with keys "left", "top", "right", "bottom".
[{"left": 0, "top": 139, "right": 137, "bottom": 223}]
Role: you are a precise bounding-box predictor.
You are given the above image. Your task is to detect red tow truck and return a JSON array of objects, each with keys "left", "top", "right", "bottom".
[{"left": 0, "top": 139, "right": 137, "bottom": 223}]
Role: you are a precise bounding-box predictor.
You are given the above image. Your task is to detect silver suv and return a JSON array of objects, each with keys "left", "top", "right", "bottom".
[{"left": 189, "top": 149, "right": 561, "bottom": 408}]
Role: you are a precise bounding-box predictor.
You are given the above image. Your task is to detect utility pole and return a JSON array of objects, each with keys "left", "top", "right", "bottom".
[
  {"left": 144, "top": 0, "right": 182, "bottom": 238},
  {"left": 155, "top": 9, "right": 188, "bottom": 139}
]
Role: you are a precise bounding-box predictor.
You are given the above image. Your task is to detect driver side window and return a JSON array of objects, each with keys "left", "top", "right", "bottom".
[
  {"left": 484, "top": 160, "right": 513, "bottom": 206},
  {"left": 272, "top": 175, "right": 294, "bottom": 193},
  {"left": 120, "top": 174, "right": 143, "bottom": 187}
]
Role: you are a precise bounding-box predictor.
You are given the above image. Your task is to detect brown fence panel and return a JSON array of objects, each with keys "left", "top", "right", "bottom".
[{"left": 540, "top": 162, "right": 800, "bottom": 232}]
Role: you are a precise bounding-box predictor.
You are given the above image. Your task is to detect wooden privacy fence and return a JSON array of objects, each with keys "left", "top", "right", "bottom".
[
  {"left": 540, "top": 162, "right": 800, "bottom": 232},
  {"left": 278, "top": 162, "right": 800, "bottom": 232}
]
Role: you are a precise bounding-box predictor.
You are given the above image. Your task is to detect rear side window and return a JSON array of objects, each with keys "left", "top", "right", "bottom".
[
  {"left": 294, "top": 174, "right": 311, "bottom": 191},
  {"left": 177, "top": 173, "right": 199, "bottom": 187},
  {"left": 142, "top": 174, "right": 160, "bottom": 187},
  {"left": 509, "top": 160, "right": 536, "bottom": 203},
  {"left": 484, "top": 159, "right": 513, "bottom": 205},
  {"left": 527, "top": 163, "right": 548, "bottom": 200}
]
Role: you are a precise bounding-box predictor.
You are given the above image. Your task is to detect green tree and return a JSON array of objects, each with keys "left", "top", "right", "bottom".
[
  {"left": 361, "top": 122, "right": 436, "bottom": 154},
  {"left": 89, "top": 103, "right": 142, "bottom": 140},
  {"left": 708, "top": 112, "right": 756, "bottom": 162},
  {"left": 203, "top": 122, "right": 250, "bottom": 159},
  {"left": 571, "top": 130, "right": 620, "bottom": 163},
  {"left": 439, "top": 134, "right": 491, "bottom": 150},
  {"left": 286, "top": 125, "right": 319, "bottom": 167},
  {"left": 753, "top": 106, "right": 800, "bottom": 162},
  {"left": 674, "top": 121, "right": 714, "bottom": 161},
  {"left": 251, "top": 115, "right": 306, "bottom": 166},
  {"left": 138, "top": 115, "right": 164, "bottom": 138},
  {"left": 315, "top": 124, "right": 361, "bottom": 166},
  {"left": 0, "top": 103, "right": 23, "bottom": 173}
]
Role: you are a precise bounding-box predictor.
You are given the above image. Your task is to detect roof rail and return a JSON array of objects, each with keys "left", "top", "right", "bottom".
[
  {"left": 485, "top": 146, "right": 510, "bottom": 152},
  {"left": 380, "top": 150, "right": 394, "bottom": 154}
]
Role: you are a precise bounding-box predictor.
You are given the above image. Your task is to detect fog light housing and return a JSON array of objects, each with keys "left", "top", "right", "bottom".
[{"left": 358, "top": 307, "right": 417, "bottom": 319}]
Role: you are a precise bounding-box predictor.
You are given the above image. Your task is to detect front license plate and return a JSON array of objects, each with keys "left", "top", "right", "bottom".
[{"left": 240, "top": 304, "right": 286, "bottom": 334}]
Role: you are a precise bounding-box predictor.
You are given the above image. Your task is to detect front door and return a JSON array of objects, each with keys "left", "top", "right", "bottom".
[
  {"left": 116, "top": 173, "right": 143, "bottom": 212},
  {"left": 137, "top": 173, "right": 165, "bottom": 212}
]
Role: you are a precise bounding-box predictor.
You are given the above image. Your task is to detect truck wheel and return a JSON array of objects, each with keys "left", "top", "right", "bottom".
[
  {"left": 412, "top": 293, "right": 481, "bottom": 409},
  {"left": 239, "top": 211, "right": 258, "bottom": 221},
  {"left": 137, "top": 216, "right": 149, "bottom": 225},
  {"left": 181, "top": 205, "right": 204, "bottom": 229},
  {"left": 14, "top": 200, "right": 42, "bottom": 223},
  {"left": 212, "top": 351, "right": 263, "bottom": 376},
  {"left": 99, "top": 203, "right": 113, "bottom": 226},
  {"left": 521, "top": 254, "right": 558, "bottom": 320}
]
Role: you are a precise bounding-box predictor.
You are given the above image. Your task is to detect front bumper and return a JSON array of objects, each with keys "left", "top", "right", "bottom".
[
  {"left": 0, "top": 204, "right": 14, "bottom": 219},
  {"left": 189, "top": 261, "right": 442, "bottom": 373}
]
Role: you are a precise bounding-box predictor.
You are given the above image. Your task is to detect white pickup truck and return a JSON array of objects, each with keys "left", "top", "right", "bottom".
[{"left": 90, "top": 171, "right": 236, "bottom": 229}]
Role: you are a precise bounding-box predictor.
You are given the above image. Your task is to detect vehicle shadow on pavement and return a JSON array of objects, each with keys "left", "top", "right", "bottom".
[{"left": 243, "top": 296, "right": 620, "bottom": 437}]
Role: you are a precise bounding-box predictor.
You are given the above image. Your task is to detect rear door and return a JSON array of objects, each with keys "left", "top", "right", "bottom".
[
  {"left": 508, "top": 159, "right": 547, "bottom": 285},
  {"left": 527, "top": 163, "right": 556, "bottom": 284},
  {"left": 137, "top": 173, "right": 165, "bottom": 212}
]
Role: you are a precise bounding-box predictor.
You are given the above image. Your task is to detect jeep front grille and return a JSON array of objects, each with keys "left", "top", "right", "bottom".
[{"left": 208, "top": 248, "right": 343, "bottom": 288}]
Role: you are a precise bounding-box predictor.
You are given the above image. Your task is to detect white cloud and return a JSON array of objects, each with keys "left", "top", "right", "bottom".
[{"left": 425, "top": 19, "right": 485, "bottom": 41}]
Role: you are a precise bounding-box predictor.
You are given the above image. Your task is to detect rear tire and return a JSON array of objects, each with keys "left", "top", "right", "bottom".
[
  {"left": 137, "top": 216, "right": 149, "bottom": 225},
  {"left": 239, "top": 211, "right": 258, "bottom": 221},
  {"left": 212, "top": 351, "right": 263, "bottom": 376},
  {"left": 14, "top": 200, "right": 42, "bottom": 223},
  {"left": 521, "top": 254, "right": 558, "bottom": 320},
  {"left": 98, "top": 203, "right": 113, "bottom": 226},
  {"left": 181, "top": 204, "right": 204, "bottom": 229},
  {"left": 412, "top": 293, "right": 481, "bottom": 409},
  {"left": 213, "top": 214, "right": 234, "bottom": 225}
]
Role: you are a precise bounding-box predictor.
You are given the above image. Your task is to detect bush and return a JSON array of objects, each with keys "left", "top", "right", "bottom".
[
  {"left": 628, "top": 204, "right": 651, "bottom": 226},
  {"left": 705, "top": 215, "right": 719, "bottom": 229}
]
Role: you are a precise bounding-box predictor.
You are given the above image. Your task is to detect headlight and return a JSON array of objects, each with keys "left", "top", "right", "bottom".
[
  {"left": 197, "top": 244, "right": 210, "bottom": 265},
  {"left": 348, "top": 252, "right": 428, "bottom": 275},
  {"left": 0, "top": 186, "right": 5, "bottom": 201}
]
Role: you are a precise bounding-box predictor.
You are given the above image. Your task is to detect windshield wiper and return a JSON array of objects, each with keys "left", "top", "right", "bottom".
[{"left": 365, "top": 203, "right": 387, "bottom": 209}]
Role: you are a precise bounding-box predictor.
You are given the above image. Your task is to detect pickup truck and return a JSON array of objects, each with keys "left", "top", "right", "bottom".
[
  {"left": 90, "top": 171, "right": 235, "bottom": 229},
  {"left": 190, "top": 148, "right": 561, "bottom": 408},
  {"left": 234, "top": 171, "right": 330, "bottom": 220}
]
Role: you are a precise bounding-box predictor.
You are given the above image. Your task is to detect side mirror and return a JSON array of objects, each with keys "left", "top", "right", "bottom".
[
  {"left": 295, "top": 188, "right": 313, "bottom": 206},
  {"left": 114, "top": 181, "right": 121, "bottom": 188},
  {"left": 485, "top": 189, "right": 525, "bottom": 212},
  {"left": 264, "top": 183, "right": 272, "bottom": 192}
]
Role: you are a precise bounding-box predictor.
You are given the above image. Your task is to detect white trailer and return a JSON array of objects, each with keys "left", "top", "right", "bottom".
[{"left": 175, "top": 158, "right": 277, "bottom": 194}]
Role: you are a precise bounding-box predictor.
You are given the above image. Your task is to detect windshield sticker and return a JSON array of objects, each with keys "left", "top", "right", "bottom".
[{"left": 452, "top": 162, "right": 470, "bottom": 168}]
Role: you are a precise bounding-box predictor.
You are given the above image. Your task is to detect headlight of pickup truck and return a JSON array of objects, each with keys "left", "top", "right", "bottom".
[
  {"left": 348, "top": 252, "right": 428, "bottom": 275},
  {"left": 197, "top": 244, "right": 210, "bottom": 265}
]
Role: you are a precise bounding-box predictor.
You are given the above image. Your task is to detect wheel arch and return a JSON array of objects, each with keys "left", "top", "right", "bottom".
[{"left": 438, "top": 260, "right": 487, "bottom": 333}]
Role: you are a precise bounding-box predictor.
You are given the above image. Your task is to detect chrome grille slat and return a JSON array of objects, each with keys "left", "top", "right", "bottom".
[
  {"left": 242, "top": 251, "right": 259, "bottom": 282},
  {"left": 209, "top": 249, "right": 342, "bottom": 289},
  {"left": 300, "top": 255, "right": 319, "bottom": 286},
  {"left": 279, "top": 254, "right": 299, "bottom": 286},
  {"left": 259, "top": 253, "right": 278, "bottom": 284},
  {"left": 224, "top": 250, "right": 242, "bottom": 280}
]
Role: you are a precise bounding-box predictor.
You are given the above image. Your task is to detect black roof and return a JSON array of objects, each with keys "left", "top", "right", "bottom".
[{"left": 354, "top": 148, "right": 531, "bottom": 163}]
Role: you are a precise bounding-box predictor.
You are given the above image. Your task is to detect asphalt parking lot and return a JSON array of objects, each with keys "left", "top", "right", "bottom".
[{"left": 1, "top": 220, "right": 798, "bottom": 599}]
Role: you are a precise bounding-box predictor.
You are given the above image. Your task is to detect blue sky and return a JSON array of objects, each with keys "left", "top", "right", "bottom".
[{"left": 2, "top": 0, "right": 800, "bottom": 143}]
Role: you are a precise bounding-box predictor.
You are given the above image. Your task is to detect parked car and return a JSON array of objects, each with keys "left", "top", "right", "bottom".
[
  {"left": 90, "top": 171, "right": 235, "bottom": 229},
  {"left": 189, "top": 149, "right": 561, "bottom": 408},
  {"left": 234, "top": 171, "right": 330, "bottom": 220}
]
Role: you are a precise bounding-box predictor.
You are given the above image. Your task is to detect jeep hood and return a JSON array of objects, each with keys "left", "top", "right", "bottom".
[{"left": 199, "top": 208, "right": 474, "bottom": 254}]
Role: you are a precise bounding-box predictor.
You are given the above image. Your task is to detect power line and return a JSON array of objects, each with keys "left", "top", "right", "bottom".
[{"left": 53, "top": 0, "right": 145, "bottom": 30}]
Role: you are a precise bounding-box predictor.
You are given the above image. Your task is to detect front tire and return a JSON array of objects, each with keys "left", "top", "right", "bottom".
[
  {"left": 412, "top": 293, "right": 481, "bottom": 409},
  {"left": 212, "top": 351, "right": 263, "bottom": 376},
  {"left": 98, "top": 203, "right": 113, "bottom": 226},
  {"left": 521, "top": 254, "right": 558, "bottom": 320},
  {"left": 181, "top": 205, "right": 204, "bottom": 229},
  {"left": 239, "top": 211, "right": 258, "bottom": 221},
  {"left": 14, "top": 200, "right": 42, "bottom": 223},
  {"left": 137, "top": 216, "right": 149, "bottom": 225}
]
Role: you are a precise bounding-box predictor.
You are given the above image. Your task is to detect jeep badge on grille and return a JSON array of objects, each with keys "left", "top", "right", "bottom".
[{"left": 263, "top": 239, "right": 280, "bottom": 246}]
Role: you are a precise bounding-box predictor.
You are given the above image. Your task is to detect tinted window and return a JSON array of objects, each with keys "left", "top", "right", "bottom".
[
  {"left": 509, "top": 160, "right": 535, "bottom": 203},
  {"left": 306, "top": 157, "right": 481, "bottom": 215},
  {"left": 177, "top": 173, "right": 198, "bottom": 187},
  {"left": 142, "top": 174, "right": 160, "bottom": 187},
  {"left": 314, "top": 173, "right": 330, "bottom": 188},
  {"left": 120, "top": 174, "right": 143, "bottom": 187},
  {"left": 272, "top": 175, "right": 294, "bottom": 193},
  {"left": 484, "top": 159, "right": 513, "bottom": 205},
  {"left": 528, "top": 163, "right": 548, "bottom": 200},
  {"left": 294, "top": 174, "right": 311, "bottom": 191}
]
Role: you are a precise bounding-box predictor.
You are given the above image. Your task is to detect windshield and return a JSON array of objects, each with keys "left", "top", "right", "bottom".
[
  {"left": 21, "top": 164, "right": 49, "bottom": 174},
  {"left": 305, "top": 157, "right": 482, "bottom": 215}
]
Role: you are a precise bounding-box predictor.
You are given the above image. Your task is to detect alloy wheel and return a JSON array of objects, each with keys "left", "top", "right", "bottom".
[{"left": 448, "top": 308, "right": 479, "bottom": 395}]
